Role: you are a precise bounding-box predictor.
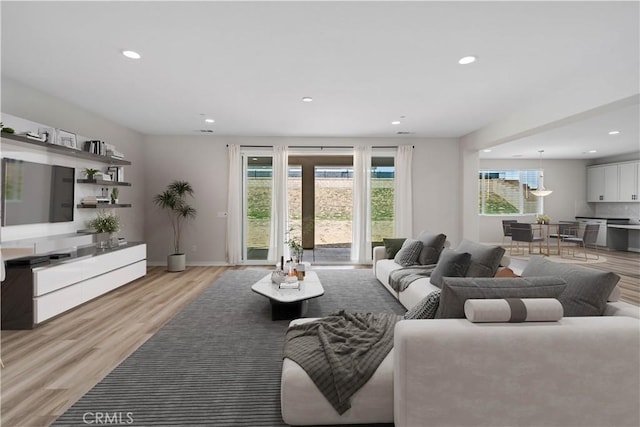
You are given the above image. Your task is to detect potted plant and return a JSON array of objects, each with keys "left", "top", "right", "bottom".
[
  {"left": 88, "top": 211, "right": 120, "bottom": 248},
  {"left": 111, "top": 187, "right": 119, "bottom": 204},
  {"left": 153, "top": 180, "right": 197, "bottom": 272},
  {"left": 84, "top": 168, "right": 100, "bottom": 180},
  {"left": 286, "top": 225, "right": 304, "bottom": 263},
  {"left": 537, "top": 214, "right": 550, "bottom": 225}
]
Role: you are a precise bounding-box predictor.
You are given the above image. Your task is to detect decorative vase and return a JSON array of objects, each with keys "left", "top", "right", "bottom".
[{"left": 167, "top": 253, "right": 186, "bottom": 272}]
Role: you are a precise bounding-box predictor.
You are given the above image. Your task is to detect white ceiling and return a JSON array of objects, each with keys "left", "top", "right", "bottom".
[
  {"left": 1, "top": 1, "right": 639, "bottom": 158},
  {"left": 480, "top": 101, "right": 640, "bottom": 160}
]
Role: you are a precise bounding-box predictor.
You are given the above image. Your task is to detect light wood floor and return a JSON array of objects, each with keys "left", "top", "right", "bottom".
[{"left": 2, "top": 255, "right": 639, "bottom": 427}]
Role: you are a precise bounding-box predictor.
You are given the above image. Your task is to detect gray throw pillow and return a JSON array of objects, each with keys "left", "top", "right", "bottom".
[
  {"left": 383, "top": 238, "right": 406, "bottom": 259},
  {"left": 394, "top": 238, "right": 423, "bottom": 267},
  {"left": 435, "top": 276, "right": 567, "bottom": 319},
  {"left": 404, "top": 290, "right": 441, "bottom": 319},
  {"left": 429, "top": 249, "right": 472, "bottom": 288},
  {"left": 416, "top": 231, "right": 447, "bottom": 265},
  {"left": 455, "top": 240, "right": 505, "bottom": 277},
  {"left": 521, "top": 256, "right": 620, "bottom": 316}
]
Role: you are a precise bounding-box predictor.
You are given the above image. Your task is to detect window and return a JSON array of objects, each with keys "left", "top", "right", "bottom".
[{"left": 478, "top": 170, "right": 543, "bottom": 215}]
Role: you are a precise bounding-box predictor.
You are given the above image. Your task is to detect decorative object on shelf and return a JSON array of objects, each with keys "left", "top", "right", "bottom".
[
  {"left": 153, "top": 180, "right": 197, "bottom": 272},
  {"left": 38, "top": 127, "right": 56, "bottom": 144},
  {"left": 83, "top": 168, "right": 99, "bottom": 180},
  {"left": 55, "top": 129, "right": 77, "bottom": 149},
  {"left": 1, "top": 126, "right": 15, "bottom": 134},
  {"left": 537, "top": 214, "right": 550, "bottom": 225},
  {"left": 111, "top": 187, "right": 119, "bottom": 204},
  {"left": 23, "top": 131, "right": 46, "bottom": 142},
  {"left": 531, "top": 150, "right": 553, "bottom": 197},
  {"left": 88, "top": 211, "right": 121, "bottom": 248}
]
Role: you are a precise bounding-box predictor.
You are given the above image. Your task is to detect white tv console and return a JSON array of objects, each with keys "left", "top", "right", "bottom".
[{"left": 1, "top": 242, "right": 146, "bottom": 329}]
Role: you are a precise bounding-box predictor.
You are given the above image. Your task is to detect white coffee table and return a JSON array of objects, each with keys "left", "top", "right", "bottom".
[{"left": 251, "top": 271, "right": 324, "bottom": 320}]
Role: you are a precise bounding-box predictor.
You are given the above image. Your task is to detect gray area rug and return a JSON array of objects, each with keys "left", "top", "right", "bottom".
[{"left": 54, "top": 269, "right": 405, "bottom": 426}]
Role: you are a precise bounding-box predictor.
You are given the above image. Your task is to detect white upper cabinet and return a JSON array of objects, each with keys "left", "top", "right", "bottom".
[
  {"left": 587, "top": 161, "right": 640, "bottom": 202},
  {"left": 618, "top": 162, "right": 639, "bottom": 201},
  {"left": 587, "top": 166, "right": 605, "bottom": 202}
]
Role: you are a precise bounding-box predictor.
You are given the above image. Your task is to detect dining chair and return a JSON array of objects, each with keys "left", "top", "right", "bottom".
[
  {"left": 549, "top": 221, "right": 579, "bottom": 240},
  {"left": 562, "top": 223, "right": 600, "bottom": 260},
  {"left": 501, "top": 220, "right": 518, "bottom": 247},
  {"left": 510, "top": 222, "right": 544, "bottom": 256}
]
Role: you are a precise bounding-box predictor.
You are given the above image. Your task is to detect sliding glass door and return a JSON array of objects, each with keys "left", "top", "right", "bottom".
[{"left": 241, "top": 149, "right": 396, "bottom": 263}]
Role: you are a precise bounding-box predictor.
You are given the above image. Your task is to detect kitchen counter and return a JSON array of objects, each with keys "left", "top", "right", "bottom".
[
  {"left": 575, "top": 216, "right": 630, "bottom": 221},
  {"left": 608, "top": 224, "right": 640, "bottom": 230}
]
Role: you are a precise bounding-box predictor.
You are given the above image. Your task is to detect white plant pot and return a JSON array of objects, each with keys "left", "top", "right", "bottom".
[{"left": 167, "top": 253, "right": 186, "bottom": 272}]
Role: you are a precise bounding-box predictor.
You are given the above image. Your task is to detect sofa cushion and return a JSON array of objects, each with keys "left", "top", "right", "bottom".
[
  {"left": 383, "top": 238, "right": 406, "bottom": 259},
  {"left": 394, "top": 238, "right": 423, "bottom": 267},
  {"left": 415, "top": 231, "right": 447, "bottom": 265},
  {"left": 521, "top": 256, "right": 620, "bottom": 316},
  {"left": 404, "top": 290, "right": 441, "bottom": 319},
  {"left": 464, "top": 298, "right": 564, "bottom": 323},
  {"left": 435, "top": 276, "right": 567, "bottom": 319},
  {"left": 429, "top": 249, "right": 472, "bottom": 288},
  {"left": 455, "top": 240, "right": 506, "bottom": 278}
]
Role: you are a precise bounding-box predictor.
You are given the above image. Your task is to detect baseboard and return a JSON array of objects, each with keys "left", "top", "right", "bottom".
[{"left": 628, "top": 247, "right": 640, "bottom": 253}]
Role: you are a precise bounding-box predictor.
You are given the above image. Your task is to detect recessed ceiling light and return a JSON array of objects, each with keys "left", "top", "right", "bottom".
[
  {"left": 122, "top": 50, "right": 141, "bottom": 59},
  {"left": 391, "top": 121, "right": 401, "bottom": 125},
  {"left": 608, "top": 130, "right": 620, "bottom": 135},
  {"left": 588, "top": 150, "right": 598, "bottom": 153},
  {"left": 302, "top": 97, "right": 313, "bottom": 102},
  {"left": 458, "top": 55, "right": 477, "bottom": 65},
  {"left": 482, "top": 149, "right": 492, "bottom": 153},
  {"left": 205, "top": 118, "right": 215, "bottom": 123}
]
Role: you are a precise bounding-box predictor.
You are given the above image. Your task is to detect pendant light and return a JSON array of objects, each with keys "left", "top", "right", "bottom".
[{"left": 531, "top": 150, "right": 553, "bottom": 197}]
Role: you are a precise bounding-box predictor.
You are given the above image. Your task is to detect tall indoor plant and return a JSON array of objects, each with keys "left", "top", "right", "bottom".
[{"left": 153, "top": 180, "right": 197, "bottom": 272}]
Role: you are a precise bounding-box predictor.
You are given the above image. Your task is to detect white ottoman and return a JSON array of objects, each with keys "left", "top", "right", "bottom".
[{"left": 281, "top": 318, "right": 394, "bottom": 425}]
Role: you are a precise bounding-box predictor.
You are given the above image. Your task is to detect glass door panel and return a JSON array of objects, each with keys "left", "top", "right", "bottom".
[
  {"left": 245, "top": 156, "right": 272, "bottom": 260},
  {"left": 314, "top": 166, "right": 353, "bottom": 249},
  {"left": 371, "top": 156, "right": 395, "bottom": 247}
]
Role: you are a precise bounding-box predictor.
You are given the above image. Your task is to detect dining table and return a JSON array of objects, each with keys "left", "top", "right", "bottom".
[{"left": 526, "top": 222, "right": 564, "bottom": 256}]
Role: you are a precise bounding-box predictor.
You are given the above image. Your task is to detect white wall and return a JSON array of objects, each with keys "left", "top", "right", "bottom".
[
  {"left": 1, "top": 77, "right": 145, "bottom": 243},
  {"left": 142, "top": 136, "right": 461, "bottom": 264},
  {"left": 478, "top": 158, "right": 589, "bottom": 244}
]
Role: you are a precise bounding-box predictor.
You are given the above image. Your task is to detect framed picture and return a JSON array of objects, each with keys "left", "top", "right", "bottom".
[{"left": 56, "top": 129, "right": 77, "bottom": 149}]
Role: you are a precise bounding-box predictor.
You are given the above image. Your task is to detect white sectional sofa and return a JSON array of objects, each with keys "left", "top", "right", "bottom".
[{"left": 281, "top": 245, "right": 640, "bottom": 427}]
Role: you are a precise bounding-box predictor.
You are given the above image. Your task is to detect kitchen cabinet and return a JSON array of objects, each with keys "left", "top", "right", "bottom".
[
  {"left": 618, "top": 162, "right": 639, "bottom": 201},
  {"left": 587, "top": 161, "right": 640, "bottom": 202}
]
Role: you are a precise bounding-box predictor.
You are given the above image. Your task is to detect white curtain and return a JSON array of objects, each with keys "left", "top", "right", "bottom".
[
  {"left": 267, "top": 146, "right": 289, "bottom": 262},
  {"left": 226, "top": 144, "right": 242, "bottom": 265},
  {"left": 351, "top": 145, "right": 372, "bottom": 262},
  {"left": 394, "top": 145, "right": 413, "bottom": 237}
]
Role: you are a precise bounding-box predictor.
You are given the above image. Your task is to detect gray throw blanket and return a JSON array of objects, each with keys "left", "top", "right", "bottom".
[
  {"left": 284, "top": 311, "right": 402, "bottom": 414},
  {"left": 388, "top": 264, "right": 437, "bottom": 292}
]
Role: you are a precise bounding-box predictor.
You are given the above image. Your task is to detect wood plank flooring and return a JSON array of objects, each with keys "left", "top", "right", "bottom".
[
  {"left": 1, "top": 266, "right": 234, "bottom": 427},
  {"left": 1, "top": 255, "right": 638, "bottom": 427}
]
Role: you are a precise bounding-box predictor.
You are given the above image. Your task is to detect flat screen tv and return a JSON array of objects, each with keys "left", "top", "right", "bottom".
[{"left": 1, "top": 158, "right": 75, "bottom": 226}]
